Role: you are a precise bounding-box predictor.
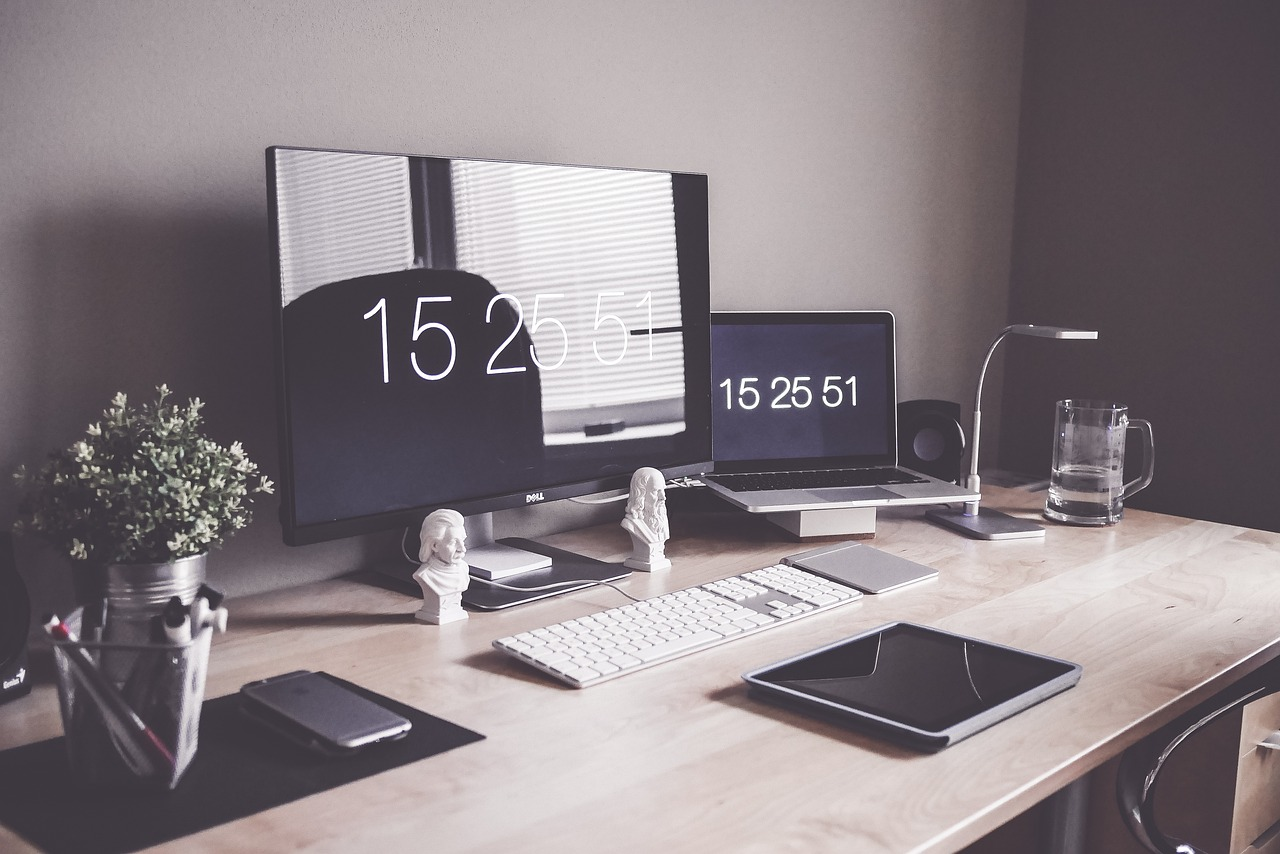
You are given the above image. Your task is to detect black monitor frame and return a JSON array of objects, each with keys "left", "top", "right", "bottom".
[{"left": 267, "top": 146, "right": 713, "bottom": 548}]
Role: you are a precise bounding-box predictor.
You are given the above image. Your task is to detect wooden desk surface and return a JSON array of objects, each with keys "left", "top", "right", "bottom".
[{"left": 4, "top": 487, "right": 1280, "bottom": 853}]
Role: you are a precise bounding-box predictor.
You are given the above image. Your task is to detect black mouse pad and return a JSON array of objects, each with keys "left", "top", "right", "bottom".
[{"left": 0, "top": 678, "right": 484, "bottom": 853}]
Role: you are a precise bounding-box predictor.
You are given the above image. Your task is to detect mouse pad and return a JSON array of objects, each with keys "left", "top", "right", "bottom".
[{"left": 0, "top": 678, "right": 484, "bottom": 853}]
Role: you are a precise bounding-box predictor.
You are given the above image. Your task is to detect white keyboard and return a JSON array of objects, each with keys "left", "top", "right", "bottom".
[{"left": 492, "top": 563, "right": 863, "bottom": 688}]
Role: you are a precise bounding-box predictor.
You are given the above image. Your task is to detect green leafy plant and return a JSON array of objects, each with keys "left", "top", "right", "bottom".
[{"left": 13, "top": 385, "right": 274, "bottom": 564}]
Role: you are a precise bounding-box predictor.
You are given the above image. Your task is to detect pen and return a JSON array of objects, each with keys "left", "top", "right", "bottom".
[
  {"left": 43, "top": 613, "right": 176, "bottom": 775},
  {"left": 136, "top": 597, "right": 195, "bottom": 751}
]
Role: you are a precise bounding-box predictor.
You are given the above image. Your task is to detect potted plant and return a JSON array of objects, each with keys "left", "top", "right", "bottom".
[{"left": 12, "top": 385, "right": 273, "bottom": 630}]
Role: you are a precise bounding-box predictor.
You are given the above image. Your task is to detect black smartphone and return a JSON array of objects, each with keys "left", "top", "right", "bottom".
[{"left": 239, "top": 670, "right": 412, "bottom": 756}]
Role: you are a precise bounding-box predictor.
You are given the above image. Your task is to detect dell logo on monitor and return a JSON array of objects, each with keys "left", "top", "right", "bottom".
[{"left": 525, "top": 492, "right": 545, "bottom": 504}]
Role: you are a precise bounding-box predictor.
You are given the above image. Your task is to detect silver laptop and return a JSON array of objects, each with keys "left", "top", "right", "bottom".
[{"left": 703, "top": 310, "right": 978, "bottom": 513}]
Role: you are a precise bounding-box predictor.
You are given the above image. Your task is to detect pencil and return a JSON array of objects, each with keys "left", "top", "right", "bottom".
[{"left": 43, "top": 613, "right": 176, "bottom": 776}]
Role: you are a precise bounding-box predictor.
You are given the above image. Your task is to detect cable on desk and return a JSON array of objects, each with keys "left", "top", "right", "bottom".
[
  {"left": 398, "top": 525, "right": 644, "bottom": 603},
  {"left": 568, "top": 491, "right": 628, "bottom": 506},
  {"left": 469, "top": 576, "right": 644, "bottom": 603},
  {"left": 568, "top": 474, "right": 700, "bottom": 504}
]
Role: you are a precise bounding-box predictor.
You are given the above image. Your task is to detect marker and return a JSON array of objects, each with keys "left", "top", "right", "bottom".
[
  {"left": 194, "top": 583, "right": 225, "bottom": 610},
  {"left": 42, "top": 613, "right": 176, "bottom": 775},
  {"left": 161, "top": 596, "right": 191, "bottom": 644},
  {"left": 189, "top": 598, "right": 209, "bottom": 637},
  {"left": 190, "top": 584, "right": 227, "bottom": 634}
]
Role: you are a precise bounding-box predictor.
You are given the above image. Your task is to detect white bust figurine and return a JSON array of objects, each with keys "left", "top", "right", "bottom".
[
  {"left": 622, "top": 467, "right": 671, "bottom": 572},
  {"left": 413, "top": 509, "right": 470, "bottom": 625}
]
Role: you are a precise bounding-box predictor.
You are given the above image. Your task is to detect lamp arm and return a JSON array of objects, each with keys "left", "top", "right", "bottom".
[
  {"left": 932, "top": 321, "right": 1095, "bottom": 536},
  {"left": 964, "top": 326, "right": 1016, "bottom": 514}
]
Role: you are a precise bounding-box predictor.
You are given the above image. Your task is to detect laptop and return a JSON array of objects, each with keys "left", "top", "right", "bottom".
[{"left": 703, "top": 310, "right": 978, "bottom": 513}]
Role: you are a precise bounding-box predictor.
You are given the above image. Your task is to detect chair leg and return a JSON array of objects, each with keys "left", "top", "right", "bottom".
[{"left": 1115, "top": 678, "right": 1279, "bottom": 854}]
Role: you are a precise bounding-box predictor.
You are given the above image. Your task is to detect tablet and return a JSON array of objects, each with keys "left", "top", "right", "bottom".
[{"left": 742, "top": 622, "right": 1081, "bottom": 750}]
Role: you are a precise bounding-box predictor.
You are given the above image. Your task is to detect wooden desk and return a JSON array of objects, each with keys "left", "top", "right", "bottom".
[{"left": 4, "top": 487, "right": 1280, "bottom": 853}]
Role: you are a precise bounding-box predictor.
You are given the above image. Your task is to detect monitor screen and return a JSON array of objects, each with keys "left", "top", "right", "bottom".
[{"left": 268, "top": 147, "right": 712, "bottom": 546}]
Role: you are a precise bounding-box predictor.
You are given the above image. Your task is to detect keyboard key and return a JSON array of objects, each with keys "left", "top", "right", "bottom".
[{"left": 632, "top": 630, "right": 725, "bottom": 663}]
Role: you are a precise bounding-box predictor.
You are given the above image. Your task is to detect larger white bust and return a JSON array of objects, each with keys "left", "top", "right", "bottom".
[{"left": 622, "top": 467, "right": 671, "bottom": 572}]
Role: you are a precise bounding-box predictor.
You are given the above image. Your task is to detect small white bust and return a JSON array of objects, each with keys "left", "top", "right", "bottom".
[
  {"left": 413, "top": 509, "right": 470, "bottom": 624},
  {"left": 622, "top": 467, "right": 671, "bottom": 572}
]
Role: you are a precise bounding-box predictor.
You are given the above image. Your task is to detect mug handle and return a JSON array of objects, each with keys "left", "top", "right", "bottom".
[{"left": 1120, "top": 419, "right": 1155, "bottom": 501}]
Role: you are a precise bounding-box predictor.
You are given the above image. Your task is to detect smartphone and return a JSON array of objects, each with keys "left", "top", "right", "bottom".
[{"left": 239, "top": 670, "right": 412, "bottom": 756}]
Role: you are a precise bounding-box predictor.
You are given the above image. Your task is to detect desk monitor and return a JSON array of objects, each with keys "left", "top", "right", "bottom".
[{"left": 267, "top": 147, "right": 712, "bottom": 602}]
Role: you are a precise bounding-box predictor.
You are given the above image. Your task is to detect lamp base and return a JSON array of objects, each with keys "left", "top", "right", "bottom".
[{"left": 925, "top": 506, "right": 1046, "bottom": 540}]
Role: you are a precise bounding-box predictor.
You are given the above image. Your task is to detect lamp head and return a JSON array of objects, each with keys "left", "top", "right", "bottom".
[{"left": 1007, "top": 324, "right": 1098, "bottom": 340}]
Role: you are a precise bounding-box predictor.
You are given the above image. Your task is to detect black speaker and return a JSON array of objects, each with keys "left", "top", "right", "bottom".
[
  {"left": 0, "top": 532, "right": 32, "bottom": 704},
  {"left": 898, "top": 399, "right": 965, "bottom": 484}
]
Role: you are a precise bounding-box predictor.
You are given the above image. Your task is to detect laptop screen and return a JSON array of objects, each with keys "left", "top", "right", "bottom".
[{"left": 710, "top": 311, "right": 897, "bottom": 473}]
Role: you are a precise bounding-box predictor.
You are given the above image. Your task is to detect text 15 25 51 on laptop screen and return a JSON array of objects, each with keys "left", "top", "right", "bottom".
[{"left": 703, "top": 311, "right": 977, "bottom": 514}]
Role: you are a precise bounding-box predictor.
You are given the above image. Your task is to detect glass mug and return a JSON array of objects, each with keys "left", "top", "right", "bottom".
[{"left": 1044, "top": 400, "right": 1154, "bottom": 526}]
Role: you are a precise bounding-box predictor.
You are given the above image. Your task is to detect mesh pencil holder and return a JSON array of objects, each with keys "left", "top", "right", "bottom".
[{"left": 50, "top": 607, "right": 212, "bottom": 791}]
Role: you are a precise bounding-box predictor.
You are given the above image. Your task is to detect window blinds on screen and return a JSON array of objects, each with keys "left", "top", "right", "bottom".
[
  {"left": 272, "top": 150, "right": 687, "bottom": 438},
  {"left": 450, "top": 160, "right": 687, "bottom": 436},
  {"left": 273, "top": 149, "right": 415, "bottom": 307}
]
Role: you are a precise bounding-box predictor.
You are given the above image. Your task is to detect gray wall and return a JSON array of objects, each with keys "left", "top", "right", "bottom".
[
  {"left": 1000, "top": 3, "right": 1280, "bottom": 533},
  {"left": 1, "top": 0, "right": 1026, "bottom": 613}
]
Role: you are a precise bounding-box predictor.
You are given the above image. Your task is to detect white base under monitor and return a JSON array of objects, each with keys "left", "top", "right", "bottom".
[
  {"left": 765, "top": 507, "right": 877, "bottom": 539},
  {"left": 466, "top": 542, "right": 553, "bottom": 580}
]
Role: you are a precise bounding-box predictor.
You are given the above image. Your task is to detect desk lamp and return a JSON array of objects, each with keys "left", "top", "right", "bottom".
[{"left": 925, "top": 323, "right": 1098, "bottom": 540}]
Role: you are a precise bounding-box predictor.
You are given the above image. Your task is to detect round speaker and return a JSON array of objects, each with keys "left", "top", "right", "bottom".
[
  {"left": 898, "top": 399, "right": 965, "bottom": 484},
  {"left": 0, "top": 533, "right": 32, "bottom": 703}
]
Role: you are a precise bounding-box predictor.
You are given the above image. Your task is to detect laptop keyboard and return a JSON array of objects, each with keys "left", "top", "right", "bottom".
[{"left": 708, "top": 467, "right": 927, "bottom": 492}]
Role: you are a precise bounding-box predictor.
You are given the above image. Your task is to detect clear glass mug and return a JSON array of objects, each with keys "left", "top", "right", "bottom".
[{"left": 1044, "top": 400, "right": 1154, "bottom": 526}]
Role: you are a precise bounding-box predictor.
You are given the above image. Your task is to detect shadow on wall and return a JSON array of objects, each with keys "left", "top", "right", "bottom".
[
  {"left": 20, "top": 205, "right": 275, "bottom": 444},
  {"left": 7, "top": 202, "right": 382, "bottom": 619},
  {"left": 996, "top": 3, "right": 1280, "bottom": 535}
]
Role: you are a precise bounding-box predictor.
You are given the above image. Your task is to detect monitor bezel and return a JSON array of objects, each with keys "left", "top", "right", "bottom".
[{"left": 267, "top": 145, "right": 713, "bottom": 546}]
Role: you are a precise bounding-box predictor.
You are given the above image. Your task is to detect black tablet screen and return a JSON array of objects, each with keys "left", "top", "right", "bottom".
[{"left": 756, "top": 623, "right": 1076, "bottom": 733}]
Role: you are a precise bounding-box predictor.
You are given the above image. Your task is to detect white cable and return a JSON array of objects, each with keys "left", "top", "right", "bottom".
[
  {"left": 568, "top": 491, "right": 629, "bottom": 505},
  {"left": 470, "top": 575, "right": 644, "bottom": 603}
]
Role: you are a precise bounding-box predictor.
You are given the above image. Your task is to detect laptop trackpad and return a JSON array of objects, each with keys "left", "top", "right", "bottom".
[
  {"left": 805, "top": 486, "right": 898, "bottom": 501},
  {"left": 888, "top": 482, "right": 958, "bottom": 499}
]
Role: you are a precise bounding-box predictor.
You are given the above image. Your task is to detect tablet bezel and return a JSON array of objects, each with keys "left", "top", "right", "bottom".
[{"left": 742, "top": 621, "right": 1082, "bottom": 751}]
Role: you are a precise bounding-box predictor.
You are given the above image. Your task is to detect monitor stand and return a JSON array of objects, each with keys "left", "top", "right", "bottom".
[
  {"left": 459, "top": 513, "right": 630, "bottom": 611},
  {"left": 764, "top": 507, "right": 878, "bottom": 539}
]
